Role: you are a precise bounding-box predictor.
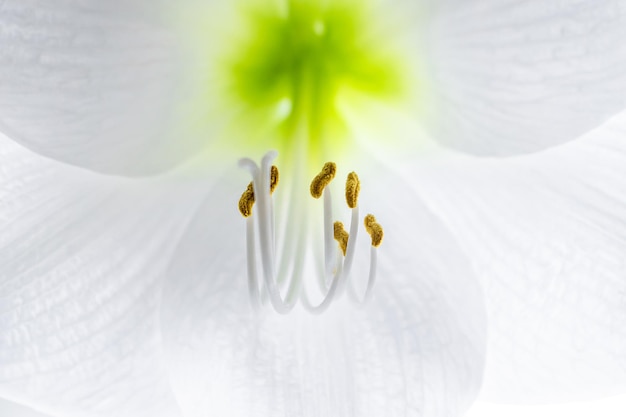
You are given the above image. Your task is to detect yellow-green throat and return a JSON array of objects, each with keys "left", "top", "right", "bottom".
[{"left": 226, "top": 0, "right": 406, "bottom": 156}]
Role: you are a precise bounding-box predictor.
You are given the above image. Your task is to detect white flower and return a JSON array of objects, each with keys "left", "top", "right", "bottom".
[{"left": 0, "top": 1, "right": 625, "bottom": 417}]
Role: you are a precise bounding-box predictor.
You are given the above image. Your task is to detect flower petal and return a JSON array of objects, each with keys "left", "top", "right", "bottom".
[
  {"left": 422, "top": 0, "right": 626, "bottom": 155},
  {"left": 160, "top": 159, "right": 486, "bottom": 417},
  {"left": 0, "top": 133, "right": 206, "bottom": 416},
  {"left": 412, "top": 112, "right": 626, "bottom": 401},
  {"left": 0, "top": 0, "right": 206, "bottom": 175},
  {"left": 0, "top": 398, "right": 51, "bottom": 417}
]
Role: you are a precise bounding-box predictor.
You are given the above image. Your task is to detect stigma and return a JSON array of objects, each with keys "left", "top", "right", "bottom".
[{"left": 238, "top": 151, "right": 383, "bottom": 314}]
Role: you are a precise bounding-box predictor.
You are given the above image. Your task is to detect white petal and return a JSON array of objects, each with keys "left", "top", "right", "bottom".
[
  {"left": 412, "top": 111, "right": 626, "bottom": 401},
  {"left": 0, "top": 133, "right": 206, "bottom": 416},
  {"left": 160, "top": 160, "right": 486, "bottom": 417},
  {"left": 421, "top": 0, "right": 626, "bottom": 155},
  {"left": 0, "top": 398, "right": 51, "bottom": 417},
  {"left": 0, "top": 0, "right": 207, "bottom": 175}
]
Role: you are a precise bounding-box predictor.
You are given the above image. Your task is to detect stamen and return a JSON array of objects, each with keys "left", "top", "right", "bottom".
[
  {"left": 340, "top": 171, "right": 361, "bottom": 285},
  {"left": 310, "top": 162, "right": 337, "bottom": 199},
  {"left": 347, "top": 215, "right": 382, "bottom": 305},
  {"left": 333, "top": 221, "right": 349, "bottom": 256},
  {"left": 364, "top": 214, "right": 384, "bottom": 247},
  {"left": 345, "top": 172, "right": 360, "bottom": 209},
  {"left": 238, "top": 182, "right": 255, "bottom": 218},
  {"left": 239, "top": 152, "right": 382, "bottom": 314},
  {"left": 309, "top": 162, "right": 338, "bottom": 281},
  {"left": 256, "top": 152, "right": 298, "bottom": 314}
]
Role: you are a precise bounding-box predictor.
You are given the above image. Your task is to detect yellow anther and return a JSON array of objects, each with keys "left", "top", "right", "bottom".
[
  {"left": 238, "top": 182, "right": 255, "bottom": 218},
  {"left": 238, "top": 165, "right": 278, "bottom": 218},
  {"left": 333, "top": 221, "right": 350, "bottom": 256},
  {"left": 345, "top": 171, "right": 360, "bottom": 209},
  {"left": 310, "top": 162, "right": 337, "bottom": 199},
  {"left": 270, "top": 165, "right": 279, "bottom": 194},
  {"left": 364, "top": 214, "right": 384, "bottom": 247}
]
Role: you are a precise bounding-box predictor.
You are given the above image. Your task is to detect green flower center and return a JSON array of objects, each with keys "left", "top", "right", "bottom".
[{"left": 226, "top": 0, "right": 405, "bottom": 157}]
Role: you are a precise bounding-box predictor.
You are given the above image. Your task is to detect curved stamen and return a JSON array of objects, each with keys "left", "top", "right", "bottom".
[
  {"left": 252, "top": 152, "right": 299, "bottom": 314},
  {"left": 310, "top": 162, "right": 338, "bottom": 283},
  {"left": 255, "top": 153, "right": 285, "bottom": 311},
  {"left": 240, "top": 158, "right": 266, "bottom": 309},
  {"left": 341, "top": 171, "right": 361, "bottom": 282},
  {"left": 239, "top": 153, "right": 381, "bottom": 313},
  {"left": 349, "top": 215, "right": 384, "bottom": 304}
]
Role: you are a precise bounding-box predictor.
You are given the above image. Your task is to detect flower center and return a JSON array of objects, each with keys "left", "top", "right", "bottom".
[
  {"left": 239, "top": 151, "right": 383, "bottom": 314},
  {"left": 227, "top": 0, "right": 405, "bottom": 158},
  {"left": 217, "top": 1, "right": 392, "bottom": 313}
]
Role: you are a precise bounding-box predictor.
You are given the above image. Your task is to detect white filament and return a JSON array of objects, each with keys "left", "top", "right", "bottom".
[
  {"left": 348, "top": 246, "right": 378, "bottom": 305},
  {"left": 300, "top": 255, "right": 343, "bottom": 315},
  {"left": 323, "top": 187, "right": 336, "bottom": 279},
  {"left": 343, "top": 206, "right": 359, "bottom": 281},
  {"left": 245, "top": 217, "right": 261, "bottom": 311}
]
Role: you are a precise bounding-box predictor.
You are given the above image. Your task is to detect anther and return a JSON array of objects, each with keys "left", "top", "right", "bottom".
[
  {"left": 238, "top": 182, "right": 255, "bottom": 218},
  {"left": 270, "top": 165, "right": 279, "bottom": 194},
  {"left": 345, "top": 172, "right": 360, "bottom": 209},
  {"left": 310, "top": 162, "right": 337, "bottom": 199},
  {"left": 238, "top": 165, "right": 279, "bottom": 218},
  {"left": 333, "top": 221, "right": 350, "bottom": 256},
  {"left": 364, "top": 214, "right": 384, "bottom": 247}
]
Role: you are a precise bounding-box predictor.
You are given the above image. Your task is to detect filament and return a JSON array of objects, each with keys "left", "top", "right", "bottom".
[
  {"left": 348, "top": 246, "right": 378, "bottom": 304},
  {"left": 245, "top": 216, "right": 261, "bottom": 311}
]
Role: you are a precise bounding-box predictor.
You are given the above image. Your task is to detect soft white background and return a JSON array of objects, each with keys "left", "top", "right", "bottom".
[
  {"left": 2, "top": 394, "right": 626, "bottom": 416},
  {"left": 466, "top": 394, "right": 626, "bottom": 417}
]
